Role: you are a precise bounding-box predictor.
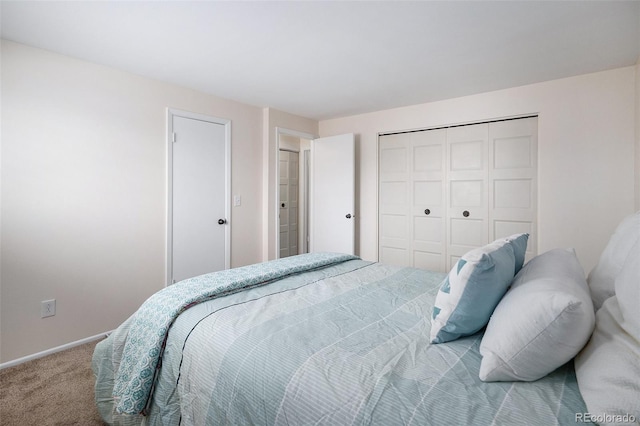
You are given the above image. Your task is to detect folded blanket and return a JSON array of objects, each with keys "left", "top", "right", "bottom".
[{"left": 112, "top": 252, "right": 358, "bottom": 414}]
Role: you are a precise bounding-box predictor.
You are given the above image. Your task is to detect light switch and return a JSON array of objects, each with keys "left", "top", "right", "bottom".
[{"left": 233, "top": 195, "right": 241, "bottom": 207}]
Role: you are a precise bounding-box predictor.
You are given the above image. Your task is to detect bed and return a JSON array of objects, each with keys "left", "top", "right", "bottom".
[{"left": 93, "top": 214, "right": 640, "bottom": 426}]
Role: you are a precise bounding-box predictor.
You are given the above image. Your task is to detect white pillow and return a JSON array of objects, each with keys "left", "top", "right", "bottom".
[
  {"left": 479, "top": 248, "right": 595, "bottom": 382},
  {"left": 587, "top": 211, "right": 640, "bottom": 310},
  {"left": 430, "top": 238, "right": 515, "bottom": 344},
  {"left": 576, "top": 240, "right": 640, "bottom": 421},
  {"left": 615, "top": 239, "right": 640, "bottom": 339}
]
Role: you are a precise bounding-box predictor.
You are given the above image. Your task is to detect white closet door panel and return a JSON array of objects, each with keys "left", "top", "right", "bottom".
[
  {"left": 413, "top": 141, "right": 444, "bottom": 172},
  {"left": 450, "top": 180, "right": 485, "bottom": 207},
  {"left": 380, "top": 133, "right": 410, "bottom": 181},
  {"left": 380, "top": 181, "right": 409, "bottom": 206},
  {"left": 379, "top": 180, "right": 410, "bottom": 253},
  {"left": 379, "top": 222, "right": 410, "bottom": 260},
  {"left": 379, "top": 134, "right": 411, "bottom": 266},
  {"left": 413, "top": 215, "right": 444, "bottom": 269},
  {"left": 494, "top": 136, "right": 533, "bottom": 170},
  {"left": 489, "top": 118, "right": 538, "bottom": 262},
  {"left": 414, "top": 251, "right": 444, "bottom": 271},
  {"left": 446, "top": 123, "right": 489, "bottom": 268},
  {"left": 379, "top": 135, "right": 410, "bottom": 202},
  {"left": 450, "top": 140, "right": 484, "bottom": 172},
  {"left": 380, "top": 246, "right": 410, "bottom": 266},
  {"left": 450, "top": 218, "right": 485, "bottom": 246},
  {"left": 411, "top": 129, "right": 446, "bottom": 271},
  {"left": 493, "top": 179, "right": 532, "bottom": 209},
  {"left": 381, "top": 149, "right": 408, "bottom": 174},
  {"left": 413, "top": 180, "right": 443, "bottom": 208}
]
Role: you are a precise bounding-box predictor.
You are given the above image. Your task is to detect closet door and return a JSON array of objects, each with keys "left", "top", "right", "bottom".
[
  {"left": 489, "top": 117, "right": 538, "bottom": 263},
  {"left": 446, "top": 123, "right": 489, "bottom": 269},
  {"left": 378, "top": 117, "right": 537, "bottom": 272},
  {"left": 411, "top": 129, "right": 446, "bottom": 271},
  {"left": 379, "top": 133, "right": 411, "bottom": 266}
]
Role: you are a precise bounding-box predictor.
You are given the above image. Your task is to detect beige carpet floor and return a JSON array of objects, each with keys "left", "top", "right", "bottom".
[{"left": 0, "top": 339, "right": 105, "bottom": 425}]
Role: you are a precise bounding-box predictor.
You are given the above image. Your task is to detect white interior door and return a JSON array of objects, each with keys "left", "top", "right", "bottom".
[
  {"left": 279, "top": 150, "right": 299, "bottom": 258},
  {"left": 310, "top": 134, "right": 355, "bottom": 255},
  {"left": 169, "top": 111, "right": 230, "bottom": 284}
]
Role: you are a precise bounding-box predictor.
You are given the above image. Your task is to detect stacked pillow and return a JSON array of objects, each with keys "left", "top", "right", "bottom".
[
  {"left": 430, "top": 232, "right": 599, "bottom": 384},
  {"left": 586, "top": 212, "right": 640, "bottom": 310},
  {"left": 430, "top": 210, "right": 638, "bottom": 409},
  {"left": 575, "top": 226, "right": 640, "bottom": 420},
  {"left": 479, "top": 248, "right": 594, "bottom": 381},
  {"left": 430, "top": 233, "right": 528, "bottom": 344}
]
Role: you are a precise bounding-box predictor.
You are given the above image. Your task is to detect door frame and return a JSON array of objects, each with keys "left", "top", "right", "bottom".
[
  {"left": 275, "top": 127, "right": 316, "bottom": 259},
  {"left": 166, "top": 108, "right": 231, "bottom": 286}
]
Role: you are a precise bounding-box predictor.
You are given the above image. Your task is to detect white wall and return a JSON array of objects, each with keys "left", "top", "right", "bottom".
[
  {"left": 320, "top": 66, "right": 637, "bottom": 275},
  {"left": 0, "top": 41, "right": 264, "bottom": 362}
]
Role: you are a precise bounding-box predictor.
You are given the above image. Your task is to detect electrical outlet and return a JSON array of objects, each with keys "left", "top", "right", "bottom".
[{"left": 41, "top": 299, "right": 56, "bottom": 318}]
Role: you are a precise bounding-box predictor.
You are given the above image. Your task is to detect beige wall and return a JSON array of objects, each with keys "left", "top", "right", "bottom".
[
  {"left": 320, "top": 66, "right": 637, "bottom": 275},
  {"left": 1, "top": 40, "right": 636, "bottom": 364},
  {"left": 0, "top": 41, "right": 265, "bottom": 362}
]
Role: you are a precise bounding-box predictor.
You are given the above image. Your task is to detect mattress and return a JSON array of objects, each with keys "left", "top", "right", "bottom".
[{"left": 93, "top": 255, "right": 589, "bottom": 425}]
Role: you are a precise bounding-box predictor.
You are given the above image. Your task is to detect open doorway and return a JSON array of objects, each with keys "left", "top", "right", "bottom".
[{"left": 277, "top": 130, "right": 312, "bottom": 258}]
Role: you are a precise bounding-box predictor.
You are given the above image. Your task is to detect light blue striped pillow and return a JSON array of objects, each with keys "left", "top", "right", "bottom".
[{"left": 430, "top": 239, "right": 516, "bottom": 344}]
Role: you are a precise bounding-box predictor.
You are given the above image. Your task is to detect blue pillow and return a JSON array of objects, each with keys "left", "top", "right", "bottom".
[
  {"left": 506, "top": 233, "right": 529, "bottom": 274},
  {"left": 430, "top": 239, "right": 516, "bottom": 344}
]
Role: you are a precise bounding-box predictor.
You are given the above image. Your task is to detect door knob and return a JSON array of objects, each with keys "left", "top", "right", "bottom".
[
  {"left": 346, "top": 214, "right": 353, "bottom": 219},
  {"left": 463, "top": 210, "right": 470, "bottom": 217},
  {"left": 218, "top": 218, "right": 227, "bottom": 225},
  {"left": 424, "top": 209, "right": 431, "bottom": 215}
]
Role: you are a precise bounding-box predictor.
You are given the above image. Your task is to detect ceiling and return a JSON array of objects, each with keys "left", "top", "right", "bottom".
[{"left": 2, "top": 1, "right": 639, "bottom": 120}]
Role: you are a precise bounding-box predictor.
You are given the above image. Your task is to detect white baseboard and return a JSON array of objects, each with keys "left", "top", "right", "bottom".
[{"left": 0, "top": 331, "right": 113, "bottom": 370}]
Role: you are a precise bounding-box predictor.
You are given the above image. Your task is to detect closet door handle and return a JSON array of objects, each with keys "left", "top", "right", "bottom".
[
  {"left": 218, "top": 218, "right": 227, "bottom": 225},
  {"left": 346, "top": 214, "right": 353, "bottom": 219},
  {"left": 424, "top": 209, "right": 431, "bottom": 215},
  {"left": 463, "top": 210, "right": 470, "bottom": 218}
]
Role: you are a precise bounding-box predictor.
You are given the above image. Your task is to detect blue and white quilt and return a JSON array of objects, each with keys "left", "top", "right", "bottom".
[{"left": 93, "top": 253, "right": 590, "bottom": 425}]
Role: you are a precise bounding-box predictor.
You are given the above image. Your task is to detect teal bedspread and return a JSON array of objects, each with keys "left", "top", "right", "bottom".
[
  {"left": 93, "top": 254, "right": 589, "bottom": 425},
  {"left": 112, "top": 252, "right": 358, "bottom": 414}
]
